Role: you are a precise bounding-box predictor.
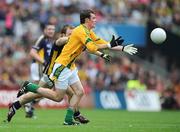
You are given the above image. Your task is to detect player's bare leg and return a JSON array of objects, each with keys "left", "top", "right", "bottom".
[
  {"left": 66, "top": 88, "right": 88, "bottom": 123},
  {"left": 68, "top": 81, "right": 89, "bottom": 124}
]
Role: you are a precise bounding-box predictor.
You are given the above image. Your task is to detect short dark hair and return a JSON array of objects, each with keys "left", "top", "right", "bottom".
[
  {"left": 44, "top": 22, "right": 55, "bottom": 29},
  {"left": 80, "top": 9, "right": 95, "bottom": 24}
]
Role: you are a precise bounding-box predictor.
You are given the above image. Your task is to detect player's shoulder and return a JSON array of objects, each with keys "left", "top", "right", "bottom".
[
  {"left": 37, "top": 35, "right": 45, "bottom": 41},
  {"left": 73, "top": 25, "right": 81, "bottom": 31},
  {"left": 35, "top": 35, "right": 45, "bottom": 43},
  {"left": 73, "top": 25, "right": 86, "bottom": 34},
  {"left": 33, "top": 35, "right": 45, "bottom": 47}
]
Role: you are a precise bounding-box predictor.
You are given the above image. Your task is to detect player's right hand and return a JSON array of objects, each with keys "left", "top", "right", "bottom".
[{"left": 110, "top": 35, "right": 124, "bottom": 48}]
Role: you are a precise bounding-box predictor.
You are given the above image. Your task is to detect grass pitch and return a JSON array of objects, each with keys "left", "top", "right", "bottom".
[{"left": 0, "top": 108, "right": 180, "bottom": 132}]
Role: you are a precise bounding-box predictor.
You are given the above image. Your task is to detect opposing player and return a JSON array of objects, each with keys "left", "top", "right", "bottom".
[
  {"left": 24, "top": 23, "right": 55, "bottom": 118},
  {"left": 14, "top": 9, "right": 137, "bottom": 125}
]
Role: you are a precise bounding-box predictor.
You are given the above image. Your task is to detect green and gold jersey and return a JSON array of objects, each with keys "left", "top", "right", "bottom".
[{"left": 55, "top": 24, "right": 108, "bottom": 70}]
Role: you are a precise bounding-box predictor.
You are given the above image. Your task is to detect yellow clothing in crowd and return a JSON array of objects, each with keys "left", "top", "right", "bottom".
[{"left": 127, "top": 80, "right": 147, "bottom": 91}]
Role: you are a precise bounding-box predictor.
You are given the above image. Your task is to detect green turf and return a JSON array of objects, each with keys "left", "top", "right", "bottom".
[{"left": 0, "top": 108, "right": 180, "bottom": 132}]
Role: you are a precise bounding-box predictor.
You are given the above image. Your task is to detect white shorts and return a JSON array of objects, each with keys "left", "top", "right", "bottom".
[
  {"left": 30, "top": 63, "right": 43, "bottom": 81},
  {"left": 49, "top": 63, "right": 80, "bottom": 90},
  {"left": 40, "top": 74, "right": 54, "bottom": 88}
]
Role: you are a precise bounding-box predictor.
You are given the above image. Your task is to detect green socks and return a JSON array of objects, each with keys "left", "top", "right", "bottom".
[
  {"left": 26, "top": 83, "right": 40, "bottom": 93},
  {"left": 65, "top": 108, "right": 74, "bottom": 123}
]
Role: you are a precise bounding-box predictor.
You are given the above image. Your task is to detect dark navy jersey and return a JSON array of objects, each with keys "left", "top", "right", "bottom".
[
  {"left": 43, "top": 42, "right": 65, "bottom": 76},
  {"left": 32, "top": 35, "right": 53, "bottom": 63}
]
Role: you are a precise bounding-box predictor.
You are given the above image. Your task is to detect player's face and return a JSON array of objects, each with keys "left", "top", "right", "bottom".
[
  {"left": 88, "top": 13, "right": 96, "bottom": 29},
  {"left": 44, "top": 25, "right": 55, "bottom": 38},
  {"left": 65, "top": 28, "right": 73, "bottom": 36}
]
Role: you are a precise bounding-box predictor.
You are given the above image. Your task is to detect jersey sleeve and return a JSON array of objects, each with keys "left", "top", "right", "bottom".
[
  {"left": 32, "top": 35, "right": 44, "bottom": 51},
  {"left": 90, "top": 31, "right": 109, "bottom": 45},
  {"left": 76, "top": 29, "right": 98, "bottom": 53}
]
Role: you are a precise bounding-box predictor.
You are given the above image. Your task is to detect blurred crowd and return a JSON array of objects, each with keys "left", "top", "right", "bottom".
[
  {"left": 149, "top": 0, "right": 180, "bottom": 35},
  {"left": 0, "top": 0, "right": 179, "bottom": 34},
  {"left": 0, "top": 0, "right": 180, "bottom": 109}
]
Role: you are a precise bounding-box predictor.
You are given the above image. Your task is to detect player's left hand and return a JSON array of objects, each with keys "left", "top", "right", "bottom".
[
  {"left": 110, "top": 35, "right": 124, "bottom": 48},
  {"left": 123, "top": 44, "right": 138, "bottom": 55},
  {"left": 101, "top": 53, "right": 111, "bottom": 62}
]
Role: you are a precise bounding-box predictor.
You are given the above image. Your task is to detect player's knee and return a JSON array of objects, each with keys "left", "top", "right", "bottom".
[
  {"left": 53, "top": 96, "right": 63, "bottom": 102},
  {"left": 76, "top": 90, "right": 84, "bottom": 97}
]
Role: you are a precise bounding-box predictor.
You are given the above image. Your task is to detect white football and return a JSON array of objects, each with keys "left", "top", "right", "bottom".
[{"left": 150, "top": 28, "right": 166, "bottom": 44}]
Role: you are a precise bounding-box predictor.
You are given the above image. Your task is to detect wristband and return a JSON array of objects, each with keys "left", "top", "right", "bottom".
[
  {"left": 100, "top": 53, "right": 104, "bottom": 57},
  {"left": 107, "top": 43, "right": 111, "bottom": 48},
  {"left": 122, "top": 46, "right": 124, "bottom": 51}
]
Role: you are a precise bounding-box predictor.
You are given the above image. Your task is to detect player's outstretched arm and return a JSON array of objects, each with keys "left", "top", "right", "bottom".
[
  {"left": 55, "top": 37, "right": 68, "bottom": 46},
  {"left": 92, "top": 35, "right": 124, "bottom": 50},
  {"left": 92, "top": 35, "right": 138, "bottom": 55},
  {"left": 107, "top": 35, "right": 138, "bottom": 55}
]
